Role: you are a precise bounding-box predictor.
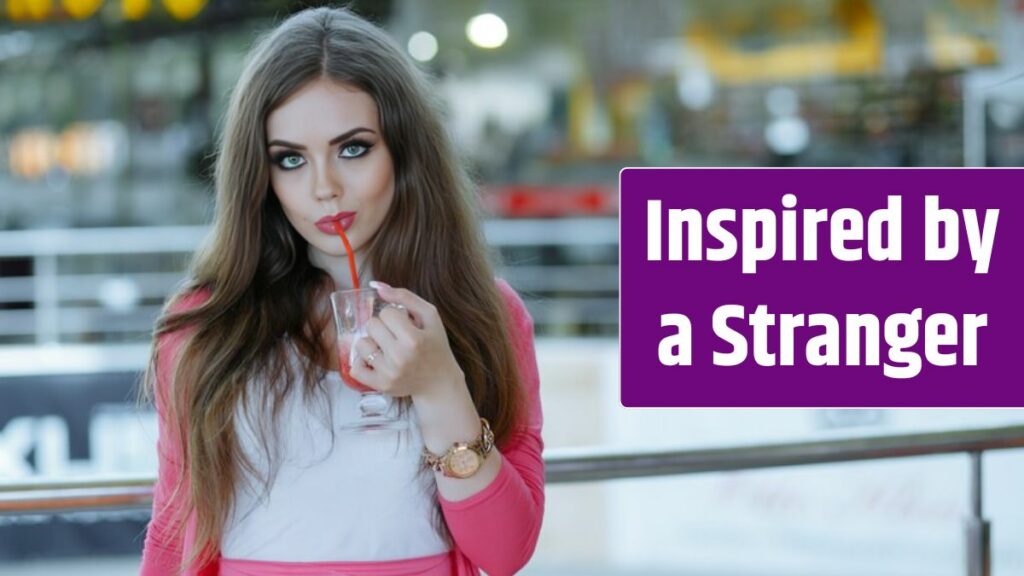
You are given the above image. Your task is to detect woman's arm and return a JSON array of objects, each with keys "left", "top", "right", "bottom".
[
  {"left": 139, "top": 330, "right": 188, "bottom": 575},
  {"left": 335, "top": 277, "right": 546, "bottom": 574},
  {"left": 140, "top": 291, "right": 207, "bottom": 576},
  {"left": 433, "top": 280, "right": 545, "bottom": 575}
]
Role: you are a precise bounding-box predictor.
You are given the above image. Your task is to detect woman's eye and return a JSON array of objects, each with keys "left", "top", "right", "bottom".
[
  {"left": 275, "top": 154, "right": 305, "bottom": 170},
  {"left": 340, "top": 142, "right": 371, "bottom": 158}
]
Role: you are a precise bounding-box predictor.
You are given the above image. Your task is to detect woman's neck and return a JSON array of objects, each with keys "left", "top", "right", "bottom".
[{"left": 307, "top": 244, "right": 374, "bottom": 291}]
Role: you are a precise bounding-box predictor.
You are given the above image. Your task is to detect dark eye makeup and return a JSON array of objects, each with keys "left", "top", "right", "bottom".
[{"left": 269, "top": 139, "right": 375, "bottom": 170}]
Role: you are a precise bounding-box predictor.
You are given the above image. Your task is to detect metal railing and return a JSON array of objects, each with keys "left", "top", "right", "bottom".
[
  {"left": 2, "top": 424, "right": 1022, "bottom": 576},
  {"left": 0, "top": 220, "right": 619, "bottom": 344}
]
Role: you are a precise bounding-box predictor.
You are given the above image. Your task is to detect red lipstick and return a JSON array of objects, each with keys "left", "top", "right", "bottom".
[{"left": 315, "top": 211, "right": 356, "bottom": 234}]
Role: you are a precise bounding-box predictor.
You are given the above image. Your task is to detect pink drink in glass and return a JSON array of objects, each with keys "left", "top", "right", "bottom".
[
  {"left": 330, "top": 287, "right": 406, "bottom": 432},
  {"left": 337, "top": 343, "right": 374, "bottom": 394}
]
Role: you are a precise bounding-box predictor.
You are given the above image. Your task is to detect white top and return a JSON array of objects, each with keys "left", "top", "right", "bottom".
[{"left": 220, "top": 345, "right": 449, "bottom": 562}]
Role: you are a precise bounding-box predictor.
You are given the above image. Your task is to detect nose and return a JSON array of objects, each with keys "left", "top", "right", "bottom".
[{"left": 313, "top": 160, "right": 342, "bottom": 201}]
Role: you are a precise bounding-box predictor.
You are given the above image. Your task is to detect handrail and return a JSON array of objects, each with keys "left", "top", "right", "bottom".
[
  {"left": 0, "top": 487, "right": 155, "bottom": 516},
  {"left": 545, "top": 423, "right": 1024, "bottom": 483},
  {"left": 0, "top": 220, "right": 619, "bottom": 345},
  {"left": 2, "top": 424, "right": 1022, "bottom": 515}
]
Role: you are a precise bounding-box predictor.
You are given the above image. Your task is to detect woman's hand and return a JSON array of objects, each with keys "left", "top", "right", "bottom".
[
  {"left": 351, "top": 284, "right": 498, "bottom": 496},
  {"left": 347, "top": 281, "right": 465, "bottom": 399}
]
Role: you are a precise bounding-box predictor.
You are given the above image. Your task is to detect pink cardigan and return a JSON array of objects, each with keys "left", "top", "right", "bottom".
[{"left": 139, "top": 279, "right": 545, "bottom": 576}]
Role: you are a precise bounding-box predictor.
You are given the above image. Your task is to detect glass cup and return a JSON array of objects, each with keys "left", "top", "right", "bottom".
[{"left": 329, "top": 287, "right": 408, "bottom": 432}]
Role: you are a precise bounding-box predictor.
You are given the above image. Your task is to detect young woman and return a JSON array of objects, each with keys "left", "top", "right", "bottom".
[{"left": 139, "top": 7, "right": 544, "bottom": 576}]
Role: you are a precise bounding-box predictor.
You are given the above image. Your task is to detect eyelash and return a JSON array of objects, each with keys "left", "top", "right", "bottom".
[{"left": 270, "top": 139, "right": 374, "bottom": 171}]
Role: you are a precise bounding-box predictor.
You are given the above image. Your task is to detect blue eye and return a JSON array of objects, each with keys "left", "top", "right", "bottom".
[
  {"left": 340, "top": 140, "right": 372, "bottom": 158},
  {"left": 272, "top": 152, "right": 305, "bottom": 170}
]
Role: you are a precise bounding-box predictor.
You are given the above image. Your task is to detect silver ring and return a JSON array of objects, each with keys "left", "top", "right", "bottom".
[
  {"left": 388, "top": 303, "right": 407, "bottom": 313},
  {"left": 365, "top": 349, "right": 380, "bottom": 365}
]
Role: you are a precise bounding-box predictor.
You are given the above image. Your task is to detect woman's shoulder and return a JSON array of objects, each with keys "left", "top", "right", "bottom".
[
  {"left": 494, "top": 277, "right": 533, "bottom": 329},
  {"left": 151, "top": 285, "right": 213, "bottom": 402},
  {"left": 166, "top": 284, "right": 213, "bottom": 315},
  {"left": 154, "top": 285, "right": 212, "bottom": 356}
]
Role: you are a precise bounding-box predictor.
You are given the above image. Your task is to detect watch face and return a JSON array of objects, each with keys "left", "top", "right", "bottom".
[{"left": 447, "top": 446, "right": 482, "bottom": 479}]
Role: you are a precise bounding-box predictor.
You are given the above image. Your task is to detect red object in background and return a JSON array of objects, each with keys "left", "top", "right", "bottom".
[{"left": 482, "top": 185, "right": 618, "bottom": 217}]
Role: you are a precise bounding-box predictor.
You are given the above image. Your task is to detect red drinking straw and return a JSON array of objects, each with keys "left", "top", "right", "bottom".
[{"left": 332, "top": 220, "right": 360, "bottom": 289}]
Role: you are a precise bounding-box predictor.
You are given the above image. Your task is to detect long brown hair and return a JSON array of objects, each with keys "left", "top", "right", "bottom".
[{"left": 142, "top": 7, "right": 523, "bottom": 570}]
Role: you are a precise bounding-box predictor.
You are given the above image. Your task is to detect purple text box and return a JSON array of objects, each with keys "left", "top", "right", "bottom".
[{"left": 620, "top": 168, "right": 1023, "bottom": 407}]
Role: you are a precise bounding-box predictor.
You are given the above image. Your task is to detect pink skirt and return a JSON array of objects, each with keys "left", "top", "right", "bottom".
[{"left": 219, "top": 551, "right": 453, "bottom": 576}]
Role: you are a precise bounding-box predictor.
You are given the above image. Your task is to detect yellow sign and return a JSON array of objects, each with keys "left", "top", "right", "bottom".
[
  {"left": 121, "top": 0, "right": 147, "bottom": 20},
  {"left": 62, "top": 0, "right": 101, "bottom": 19},
  {"left": 686, "top": 0, "right": 882, "bottom": 84},
  {"left": 926, "top": 1, "right": 998, "bottom": 68},
  {"left": 6, "top": 0, "right": 53, "bottom": 21},
  {"left": 161, "top": 0, "right": 204, "bottom": 21},
  {"left": 4, "top": 0, "right": 207, "bottom": 20}
]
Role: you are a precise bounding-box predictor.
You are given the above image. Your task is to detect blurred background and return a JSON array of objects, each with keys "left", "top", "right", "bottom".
[{"left": 1, "top": 0, "right": 1023, "bottom": 574}]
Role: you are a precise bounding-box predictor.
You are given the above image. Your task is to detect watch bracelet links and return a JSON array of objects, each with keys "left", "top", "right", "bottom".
[{"left": 422, "top": 417, "right": 494, "bottom": 473}]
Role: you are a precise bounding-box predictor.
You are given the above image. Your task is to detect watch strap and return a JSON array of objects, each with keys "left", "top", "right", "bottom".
[{"left": 423, "top": 417, "right": 494, "bottom": 475}]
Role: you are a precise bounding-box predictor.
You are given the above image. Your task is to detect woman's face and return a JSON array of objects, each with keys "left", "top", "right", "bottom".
[{"left": 266, "top": 78, "right": 395, "bottom": 278}]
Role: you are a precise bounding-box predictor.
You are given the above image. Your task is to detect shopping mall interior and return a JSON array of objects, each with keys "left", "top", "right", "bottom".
[{"left": 2, "top": 1, "right": 1024, "bottom": 574}]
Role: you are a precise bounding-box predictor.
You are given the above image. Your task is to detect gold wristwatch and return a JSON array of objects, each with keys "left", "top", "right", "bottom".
[{"left": 423, "top": 418, "right": 495, "bottom": 479}]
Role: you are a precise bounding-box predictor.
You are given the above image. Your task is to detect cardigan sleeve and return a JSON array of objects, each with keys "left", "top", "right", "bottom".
[
  {"left": 140, "top": 290, "right": 208, "bottom": 576},
  {"left": 438, "top": 279, "right": 545, "bottom": 575}
]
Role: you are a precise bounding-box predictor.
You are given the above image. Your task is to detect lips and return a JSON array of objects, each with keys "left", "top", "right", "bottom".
[{"left": 315, "top": 211, "right": 356, "bottom": 234}]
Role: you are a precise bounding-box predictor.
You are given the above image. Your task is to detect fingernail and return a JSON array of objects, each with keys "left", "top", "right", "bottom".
[{"left": 369, "top": 281, "right": 391, "bottom": 290}]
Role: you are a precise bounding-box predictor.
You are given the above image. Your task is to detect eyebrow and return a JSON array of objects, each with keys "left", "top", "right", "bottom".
[{"left": 267, "top": 127, "right": 376, "bottom": 150}]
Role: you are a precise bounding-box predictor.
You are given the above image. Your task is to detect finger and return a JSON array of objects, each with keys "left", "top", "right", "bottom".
[
  {"left": 347, "top": 356, "right": 383, "bottom": 391},
  {"left": 367, "top": 316, "right": 399, "bottom": 348},
  {"left": 369, "top": 282, "right": 434, "bottom": 329},
  {"left": 385, "top": 303, "right": 424, "bottom": 330},
  {"left": 378, "top": 306, "right": 417, "bottom": 343},
  {"left": 353, "top": 336, "right": 384, "bottom": 370}
]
